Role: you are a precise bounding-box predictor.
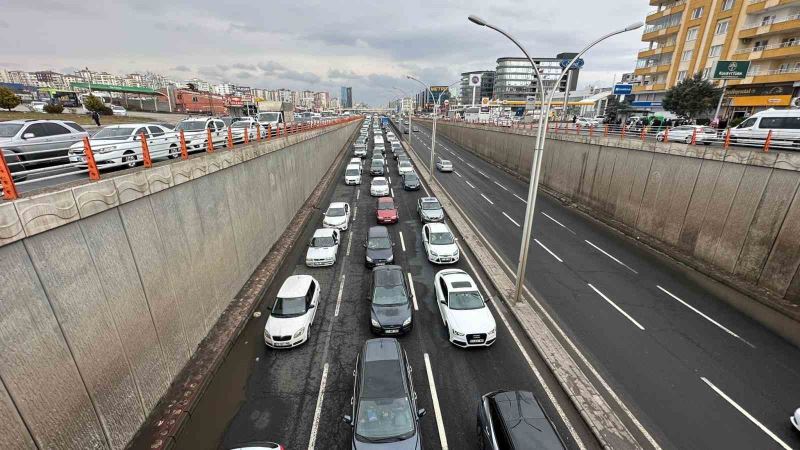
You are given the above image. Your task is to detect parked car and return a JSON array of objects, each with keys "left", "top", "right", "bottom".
[
  {"left": 230, "top": 119, "right": 260, "bottom": 143},
  {"left": 436, "top": 159, "right": 453, "bottom": 172},
  {"left": 175, "top": 117, "right": 228, "bottom": 150},
  {"left": 575, "top": 117, "right": 598, "bottom": 127},
  {"left": 369, "top": 159, "right": 385, "bottom": 176},
  {"left": 376, "top": 196, "right": 398, "bottom": 224},
  {"left": 305, "top": 228, "right": 340, "bottom": 267},
  {"left": 0, "top": 119, "right": 89, "bottom": 174},
  {"left": 344, "top": 164, "right": 362, "bottom": 185},
  {"left": 418, "top": 197, "right": 444, "bottom": 222},
  {"left": 364, "top": 225, "right": 394, "bottom": 267},
  {"left": 398, "top": 160, "right": 414, "bottom": 175},
  {"left": 477, "top": 390, "right": 565, "bottom": 450},
  {"left": 434, "top": 268, "right": 496, "bottom": 347},
  {"left": 422, "top": 222, "right": 459, "bottom": 264},
  {"left": 402, "top": 172, "right": 421, "bottom": 190},
  {"left": 30, "top": 101, "right": 47, "bottom": 112},
  {"left": 110, "top": 105, "right": 128, "bottom": 116},
  {"left": 368, "top": 266, "right": 412, "bottom": 335},
  {"left": 729, "top": 108, "right": 800, "bottom": 147},
  {"left": 343, "top": 339, "right": 425, "bottom": 448},
  {"left": 323, "top": 202, "right": 351, "bottom": 231},
  {"left": 68, "top": 123, "right": 179, "bottom": 168},
  {"left": 370, "top": 177, "right": 390, "bottom": 197},
  {"left": 656, "top": 125, "right": 717, "bottom": 145},
  {"left": 263, "top": 275, "right": 320, "bottom": 349}
]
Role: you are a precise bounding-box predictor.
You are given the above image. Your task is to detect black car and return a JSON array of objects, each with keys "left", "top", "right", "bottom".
[
  {"left": 344, "top": 339, "right": 426, "bottom": 449},
  {"left": 370, "top": 160, "right": 385, "bottom": 176},
  {"left": 401, "top": 173, "right": 420, "bottom": 191},
  {"left": 368, "top": 266, "right": 413, "bottom": 335},
  {"left": 364, "top": 226, "right": 394, "bottom": 267},
  {"left": 477, "top": 390, "right": 565, "bottom": 450}
]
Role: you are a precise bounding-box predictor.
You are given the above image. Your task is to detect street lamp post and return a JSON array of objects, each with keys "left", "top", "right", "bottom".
[
  {"left": 468, "top": 15, "right": 643, "bottom": 305},
  {"left": 406, "top": 76, "right": 460, "bottom": 178},
  {"left": 392, "top": 87, "right": 413, "bottom": 143}
]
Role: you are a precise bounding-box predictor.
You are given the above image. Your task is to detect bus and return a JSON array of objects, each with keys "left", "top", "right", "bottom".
[{"left": 38, "top": 88, "right": 80, "bottom": 107}]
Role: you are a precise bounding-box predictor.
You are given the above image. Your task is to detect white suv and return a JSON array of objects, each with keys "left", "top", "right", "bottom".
[
  {"left": 434, "top": 269, "right": 496, "bottom": 347},
  {"left": 344, "top": 163, "right": 362, "bottom": 185}
]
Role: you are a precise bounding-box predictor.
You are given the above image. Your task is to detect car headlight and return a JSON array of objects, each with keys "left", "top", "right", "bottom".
[
  {"left": 429, "top": 249, "right": 438, "bottom": 256},
  {"left": 371, "top": 318, "right": 380, "bottom": 327},
  {"left": 387, "top": 255, "right": 394, "bottom": 262},
  {"left": 489, "top": 327, "right": 496, "bottom": 335},
  {"left": 366, "top": 256, "right": 373, "bottom": 262},
  {"left": 293, "top": 328, "right": 304, "bottom": 338},
  {"left": 402, "top": 317, "right": 412, "bottom": 326},
  {"left": 96, "top": 145, "right": 117, "bottom": 154},
  {"left": 452, "top": 329, "right": 465, "bottom": 337},
  {"left": 264, "top": 329, "right": 271, "bottom": 339}
]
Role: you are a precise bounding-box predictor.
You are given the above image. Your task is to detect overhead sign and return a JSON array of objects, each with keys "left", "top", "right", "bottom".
[
  {"left": 560, "top": 58, "right": 585, "bottom": 70},
  {"left": 713, "top": 60, "right": 751, "bottom": 80},
  {"left": 613, "top": 83, "right": 633, "bottom": 95},
  {"left": 469, "top": 74, "right": 482, "bottom": 87}
]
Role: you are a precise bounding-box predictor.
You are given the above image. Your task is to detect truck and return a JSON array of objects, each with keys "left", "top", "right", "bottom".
[
  {"left": 381, "top": 116, "right": 389, "bottom": 128},
  {"left": 256, "top": 101, "right": 294, "bottom": 128}
]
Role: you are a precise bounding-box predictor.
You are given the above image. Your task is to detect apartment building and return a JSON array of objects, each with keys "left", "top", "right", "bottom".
[{"left": 633, "top": 0, "right": 800, "bottom": 119}]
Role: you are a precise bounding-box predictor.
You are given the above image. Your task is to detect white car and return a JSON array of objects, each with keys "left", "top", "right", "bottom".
[
  {"left": 422, "top": 223, "right": 460, "bottom": 264},
  {"left": 354, "top": 143, "right": 367, "bottom": 157},
  {"left": 791, "top": 407, "right": 800, "bottom": 432},
  {"left": 391, "top": 142, "right": 402, "bottom": 154},
  {"left": 306, "top": 228, "right": 340, "bottom": 267},
  {"left": 729, "top": 108, "right": 800, "bottom": 147},
  {"left": 30, "top": 101, "right": 47, "bottom": 112},
  {"left": 68, "top": 123, "right": 180, "bottom": 168},
  {"left": 230, "top": 119, "right": 260, "bottom": 143},
  {"left": 575, "top": 117, "right": 598, "bottom": 127},
  {"left": 350, "top": 157, "right": 362, "bottom": 168},
  {"left": 344, "top": 164, "right": 362, "bottom": 185},
  {"left": 434, "top": 269, "right": 496, "bottom": 347},
  {"left": 110, "top": 105, "right": 128, "bottom": 116},
  {"left": 436, "top": 159, "right": 453, "bottom": 172},
  {"left": 175, "top": 117, "right": 228, "bottom": 150},
  {"left": 263, "top": 275, "right": 320, "bottom": 348},
  {"left": 370, "top": 177, "right": 390, "bottom": 196},
  {"left": 323, "top": 202, "right": 351, "bottom": 231},
  {"left": 374, "top": 136, "right": 385, "bottom": 146},
  {"left": 398, "top": 160, "right": 414, "bottom": 175},
  {"left": 656, "top": 125, "right": 717, "bottom": 145}
]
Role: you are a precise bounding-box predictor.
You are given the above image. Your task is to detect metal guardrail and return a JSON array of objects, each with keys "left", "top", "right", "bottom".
[
  {"left": 0, "top": 117, "right": 362, "bottom": 201},
  {"left": 733, "top": 39, "right": 800, "bottom": 54}
]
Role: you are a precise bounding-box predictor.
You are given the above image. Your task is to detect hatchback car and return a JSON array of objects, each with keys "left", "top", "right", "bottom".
[
  {"left": 263, "top": 275, "right": 320, "bottom": 348},
  {"left": 436, "top": 159, "right": 453, "bottom": 172},
  {"left": 368, "top": 266, "right": 413, "bottom": 335},
  {"left": 305, "top": 228, "right": 340, "bottom": 267},
  {"left": 0, "top": 119, "right": 88, "bottom": 173},
  {"left": 323, "top": 202, "right": 351, "bottom": 231},
  {"left": 418, "top": 197, "right": 444, "bottom": 223},
  {"left": 376, "top": 197, "right": 398, "bottom": 224},
  {"left": 344, "top": 339, "right": 425, "bottom": 449},
  {"left": 434, "top": 268, "right": 496, "bottom": 347},
  {"left": 477, "top": 390, "right": 565, "bottom": 450},
  {"left": 402, "top": 172, "right": 421, "bottom": 191},
  {"left": 422, "top": 222, "right": 459, "bottom": 264},
  {"left": 370, "top": 177, "right": 390, "bottom": 197},
  {"left": 364, "top": 225, "right": 394, "bottom": 267},
  {"left": 656, "top": 125, "right": 717, "bottom": 145}
]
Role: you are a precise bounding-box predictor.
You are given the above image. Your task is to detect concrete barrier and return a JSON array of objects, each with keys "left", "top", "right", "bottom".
[{"left": 0, "top": 120, "right": 360, "bottom": 449}]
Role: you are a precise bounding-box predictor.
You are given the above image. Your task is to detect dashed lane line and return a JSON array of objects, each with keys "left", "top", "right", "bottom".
[
  {"left": 465, "top": 180, "right": 476, "bottom": 189},
  {"left": 424, "top": 353, "right": 449, "bottom": 450},
  {"left": 587, "top": 283, "right": 645, "bottom": 331},
  {"left": 407, "top": 272, "right": 419, "bottom": 311},
  {"left": 502, "top": 212, "right": 521, "bottom": 227},
  {"left": 494, "top": 181, "right": 508, "bottom": 191},
  {"left": 541, "top": 211, "right": 576, "bottom": 234},
  {"left": 534, "top": 238, "right": 563, "bottom": 263},
  {"left": 399, "top": 231, "right": 406, "bottom": 252},
  {"left": 480, "top": 194, "right": 494, "bottom": 205},
  {"left": 334, "top": 275, "right": 345, "bottom": 317},
  {"left": 585, "top": 240, "right": 638, "bottom": 274},
  {"left": 306, "top": 363, "right": 329, "bottom": 450}
]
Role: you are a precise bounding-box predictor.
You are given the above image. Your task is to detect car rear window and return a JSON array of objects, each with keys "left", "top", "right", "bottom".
[{"left": 64, "top": 122, "right": 86, "bottom": 132}]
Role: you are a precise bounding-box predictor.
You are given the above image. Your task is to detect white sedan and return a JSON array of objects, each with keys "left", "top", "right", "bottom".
[
  {"left": 434, "top": 269, "right": 496, "bottom": 347},
  {"left": 656, "top": 125, "right": 718, "bottom": 145},
  {"left": 370, "top": 177, "right": 390, "bottom": 196},
  {"left": 263, "top": 275, "right": 320, "bottom": 348},
  {"left": 422, "top": 223, "right": 459, "bottom": 264},
  {"left": 111, "top": 105, "right": 128, "bottom": 116},
  {"left": 305, "top": 228, "right": 340, "bottom": 267},
  {"left": 68, "top": 123, "right": 179, "bottom": 168},
  {"left": 398, "top": 160, "right": 414, "bottom": 175},
  {"left": 323, "top": 202, "right": 351, "bottom": 231},
  {"left": 792, "top": 407, "right": 800, "bottom": 431}
]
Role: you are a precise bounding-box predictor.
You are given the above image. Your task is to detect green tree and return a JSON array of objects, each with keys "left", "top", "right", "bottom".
[
  {"left": 662, "top": 73, "right": 721, "bottom": 119},
  {"left": 0, "top": 86, "right": 21, "bottom": 111},
  {"left": 81, "top": 94, "right": 105, "bottom": 112},
  {"left": 603, "top": 95, "right": 631, "bottom": 123},
  {"left": 43, "top": 102, "right": 64, "bottom": 114}
]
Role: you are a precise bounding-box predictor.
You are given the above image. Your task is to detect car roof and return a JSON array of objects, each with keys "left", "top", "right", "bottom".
[
  {"left": 427, "top": 222, "right": 450, "bottom": 233},
  {"left": 751, "top": 108, "right": 800, "bottom": 117},
  {"left": 277, "top": 275, "right": 314, "bottom": 298},
  {"left": 372, "top": 176, "right": 387, "bottom": 182},
  {"left": 489, "top": 390, "right": 563, "bottom": 449},
  {"left": 362, "top": 338, "right": 402, "bottom": 362},
  {"left": 368, "top": 225, "right": 389, "bottom": 238},
  {"left": 420, "top": 196, "right": 438, "bottom": 203},
  {"left": 373, "top": 265, "right": 403, "bottom": 286},
  {"left": 329, "top": 202, "right": 348, "bottom": 209},
  {"left": 440, "top": 269, "right": 477, "bottom": 291},
  {"left": 312, "top": 228, "right": 336, "bottom": 238},
  {"left": 378, "top": 196, "right": 394, "bottom": 204}
]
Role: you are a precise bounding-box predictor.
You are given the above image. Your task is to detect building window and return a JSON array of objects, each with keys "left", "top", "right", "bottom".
[
  {"left": 722, "top": 0, "right": 734, "bottom": 11},
  {"left": 691, "top": 7, "right": 704, "bottom": 19},
  {"left": 709, "top": 45, "right": 723, "bottom": 57},
  {"left": 761, "top": 15, "right": 775, "bottom": 27},
  {"left": 702, "top": 67, "right": 712, "bottom": 79},
  {"left": 686, "top": 27, "right": 699, "bottom": 41},
  {"left": 715, "top": 20, "right": 729, "bottom": 35},
  {"left": 682, "top": 50, "right": 694, "bottom": 61},
  {"left": 781, "top": 37, "right": 797, "bottom": 48},
  {"left": 753, "top": 40, "right": 768, "bottom": 51},
  {"left": 192, "top": 96, "right": 198, "bottom": 102},
  {"left": 677, "top": 70, "right": 688, "bottom": 82}
]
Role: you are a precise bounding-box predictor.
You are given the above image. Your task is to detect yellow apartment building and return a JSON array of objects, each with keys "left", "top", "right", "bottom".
[{"left": 633, "top": 0, "right": 800, "bottom": 120}]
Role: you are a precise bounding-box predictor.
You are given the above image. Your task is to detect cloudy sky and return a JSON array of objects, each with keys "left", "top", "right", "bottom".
[{"left": 1, "top": 0, "right": 650, "bottom": 106}]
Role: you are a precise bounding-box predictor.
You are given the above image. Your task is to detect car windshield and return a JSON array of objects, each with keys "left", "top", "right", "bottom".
[
  {"left": 400, "top": 162, "right": 411, "bottom": 167},
  {"left": 93, "top": 127, "right": 135, "bottom": 139},
  {"left": 311, "top": 236, "right": 335, "bottom": 247},
  {"left": 448, "top": 291, "right": 485, "bottom": 310},
  {"left": 429, "top": 232, "right": 454, "bottom": 245},
  {"left": 373, "top": 179, "right": 387, "bottom": 186},
  {"left": 439, "top": 161, "right": 450, "bottom": 166},
  {"left": 378, "top": 201, "right": 394, "bottom": 210},
  {"left": 373, "top": 284, "right": 407, "bottom": 306},
  {"left": 258, "top": 112, "right": 280, "bottom": 122},
  {"left": 422, "top": 201, "right": 441, "bottom": 210},
  {"left": 346, "top": 168, "right": 360, "bottom": 176},
  {"left": 368, "top": 237, "right": 391, "bottom": 250},
  {"left": 327, "top": 207, "right": 346, "bottom": 217},
  {"left": 371, "top": 161, "right": 382, "bottom": 167},
  {"left": 355, "top": 396, "right": 414, "bottom": 441},
  {"left": 231, "top": 121, "right": 251, "bottom": 128},
  {"left": 271, "top": 296, "right": 307, "bottom": 317},
  {"left": 0, "top": 124, "right": 24, "bottom": 137},
  {"left": 176, "top": 121, "right": 206, "bottom": 131},
  {"left": 404, "top": 174, "right": 418, "bottom": 183}
]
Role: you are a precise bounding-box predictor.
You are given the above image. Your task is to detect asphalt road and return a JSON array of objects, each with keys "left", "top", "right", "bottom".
[
  {"left": 168, "top": 121, "right": 598, "bottom": 449},
  {"left": 401, "top": 120, "right": 800, "bottom": 450}
]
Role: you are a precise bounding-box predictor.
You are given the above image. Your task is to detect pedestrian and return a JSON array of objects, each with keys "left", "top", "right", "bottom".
[
  {"left": 572, "top": 114, "right": 577, "bottom": 123},
  {"left": 91, "top": 110, "right": 101, "bottom": 126}
]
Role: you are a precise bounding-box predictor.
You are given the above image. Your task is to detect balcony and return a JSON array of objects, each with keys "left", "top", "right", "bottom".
[
  {"left": 633, "top": 83, "right": 667, "bottom": 93},
  {"left": 633, "top": 63, "right": 672, "bottom": 76},
  {"left": 646, "top": 0, "right": 687, "bottom": 23},
  {"left": 746, "top": 0, "right": 800, "bottom": 14},
  {"left": 638, "top": 43, "right": 676, "bottom": 58},
  {"left": 742, "top": 65, "right": 800, "bottom": 83},
  {"left": 739, "top": 13, "right": 800, "bottom": 38},
  {"left": 642, "top": 24, "right": 681, "bottom": 41},
  {"left": 731, "top": 39, "right": 800, "bottom": 60}
]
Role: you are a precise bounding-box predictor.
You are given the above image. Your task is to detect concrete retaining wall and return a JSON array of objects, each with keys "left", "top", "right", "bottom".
[
  {"left": 423, "top": 119, "right": 800, "bottom": 316},
  {"left": 0, "top": 121, "right": 359, "bottom": 449}
]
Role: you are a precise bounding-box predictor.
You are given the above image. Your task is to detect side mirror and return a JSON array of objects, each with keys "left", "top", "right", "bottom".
[
  {"left": 363, "top": 243, "right": 367, "bottom": 248},
  {"left": 308, "top": 304, "right": 316, "bottom": 309},
  {"left": 22, "top": 133, "right": 34, "bottom": 139},
  {"left": 418, "top": 408, "right": 427, "bottom": 418},
  {"left": 343, "top": 415, "right": 353, "bottom": 425}
]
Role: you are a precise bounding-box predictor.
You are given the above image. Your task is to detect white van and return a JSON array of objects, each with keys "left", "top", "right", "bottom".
[{"left": 729, "top": 109, "right": 800, "bottom": 147}]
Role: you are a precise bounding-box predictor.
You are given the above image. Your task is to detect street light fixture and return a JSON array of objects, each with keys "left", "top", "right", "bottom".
[
  {"left": 405, "top": 76, "right": 460, "bottom": 178},
  {"left": 468, "top": 15, "right": 643, "bottom": 305}
]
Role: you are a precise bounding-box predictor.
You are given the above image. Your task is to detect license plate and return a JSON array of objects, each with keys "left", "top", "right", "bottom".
[
  {"left": 469, "top": 339, "right": 484, "bottom": 344},
  {"left": 274, "top": 341, "right": 290, "bottom": 346},
  {"left": 440, "top": 258, "right": 451, "bottom": 262},
  {"left": 385, "top": 329, "right": 398, "bottom": 334}
]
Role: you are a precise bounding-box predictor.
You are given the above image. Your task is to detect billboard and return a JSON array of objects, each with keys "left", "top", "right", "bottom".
[
  {"left": 613, "top": 84, "right": 633, "bottom": 95},
  {"left": 713, "top": 61, "right": 751, "bottom": 80}
]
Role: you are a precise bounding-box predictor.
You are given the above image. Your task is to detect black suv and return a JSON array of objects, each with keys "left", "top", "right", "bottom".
[
  {"left": 344, "top": 339, "right": 426, "bottom": 449},
  {"left": 477, "top": 390, "right": 565, "bottom": 450},
  {"left": 368, "top": 266, "right": 413, "bottom": 335}
]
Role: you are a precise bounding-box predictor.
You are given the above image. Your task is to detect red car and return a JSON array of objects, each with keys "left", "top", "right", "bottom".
[{"left": 376, "top": 197, "right": 398, "bottom": 224}]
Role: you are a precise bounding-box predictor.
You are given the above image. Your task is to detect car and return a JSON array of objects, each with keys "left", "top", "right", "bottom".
[
  {"left": 434, "top": 268, "right": 496, "bottom": 347},
  {"left": 175, "top": 117, "right": 228, "bottom": 150},
  {"left": 305, "top": 228, "right": 340, "bottom": 267},
  {"left": 394, "top": 149, "right": 406, "bottom": 160},
  {"left": 575, "top": 117, "right": 598, "bottom": 127},
  {"left": 110, "top": 105, "right": 128, "bottom": 116},
  {"left": 323, "top": 202, "right": 351, "bottom": 231},
  {"left": 263, "top": 275, "right": 320, "bottom": 348},
  {"left": 370, "top": 177, "right": 390, "bottom": 196},
  {"left": 412, "top": 126, "right": 419, "bottom": 132},
  {"left": 376, "top": 196, "right": 398, "bottom": 224},
  {"left": 227, "top": 442, "right": 284, "bottom": 450},
  {"left": 30, "top": 101, "right": 47, "bottom": 112},
  {"left": 792, "top": 407, "right": 800, "bottom": 432},
  {"left": 0, "top": 119, "right": 89, "bottom": 174},
  {"left": 391, "top": 141, "right": 402, "bottom": 154},
  {"left": 729, "top": 108, "right": 800, "bottom": 147},
  {"left": 397, "top": 160, "right": 414, "bottom": 175},
  {"left": 68, "top": 123, "right": 180, "bottom": 168},
  {"left": 418, "top": 197, "right": 444, "bottom": 223},
  {"left": 594, "top": 115, "right": 606, "bottom": 124},
  {"left": 343, "top": 339, "right": 425, "bottom": 449},
  {"left": 354, "top": 143, "right": 367, "bottom": 157},
  {"left": 369, "top": 159, "right": 385, "bottom": 176},
  {"left": 656, "top": 125, "right": 717, "bottom": 145},
  {"left": 374, "top": 136, "right": 385, "bottom": 146},
  {"left": 368, "top": 266, "right": 413, "bottom": 335},
  {"left": 422, "top": 222, "right": 459, "bottom": 264},
  {"left": 372, "top": 154, "right": 385, "bottom": 166},
  {"left": 364, "top": 225, "right": 394, "bottom": 267},
  {"left": 344, "top": 164, "right": 362, "bottom": 185},
  {"left": 436, "top": 159, "right": 453, "bottom": 172},
  {"left": 402, "top": 172, "right": 421, "bottom": 191},
  {"left": 350, "top": 157, "right": 363, "bottom": 168},
  {"left": 477, "top": 390, "right": 565, "bottom": 450},
  {"left": 230, "top": 119, "right": 260, "bottom": 143}
]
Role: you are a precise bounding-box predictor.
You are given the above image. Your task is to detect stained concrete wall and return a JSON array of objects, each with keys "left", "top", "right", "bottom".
[
  {"left": 425, "top": 120, "right": 800, "bottom": 311},
  {"left": 0, "top": 120, "right": 359, "bottom": 449}
]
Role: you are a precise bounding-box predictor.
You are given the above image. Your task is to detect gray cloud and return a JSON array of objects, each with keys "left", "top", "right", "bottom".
[{"left": 171, "top": 65, "right": 191, "bottom": 72}]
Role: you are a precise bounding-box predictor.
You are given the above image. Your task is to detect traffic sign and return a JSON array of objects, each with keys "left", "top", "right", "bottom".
[
  {"left": 481, "top": 97, "right": 490, "bottom": 105},
  {"left": 560, "top": 58, "right": 585, "bottom": 70},
  {"left": 613, "top": 83, "right": 633, "bottom": 95},
  {"left": 713, "top": 60, "right": 750, "bottom": 79},
  {"left": 469, "top": 74, "right": 482, "bottom": 87}
]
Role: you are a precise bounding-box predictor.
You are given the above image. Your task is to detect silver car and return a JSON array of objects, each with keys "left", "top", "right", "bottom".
[
  {"left": 0, "top": 120, "right": 88, "bottom": 175},
  {"left": 436, "top": 159, "right": 453, "bottom": 172}
]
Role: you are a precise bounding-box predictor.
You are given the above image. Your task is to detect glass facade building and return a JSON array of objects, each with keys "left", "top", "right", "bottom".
[
  {"left": 493, "top": 53, "right": 579, "bottom": 102},
  {"left": 340, "top": 86, "right": 353, "bottom": 108}
]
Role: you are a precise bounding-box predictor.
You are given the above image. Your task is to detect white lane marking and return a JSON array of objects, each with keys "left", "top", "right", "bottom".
[
  {"left": 480, "top": 194, "right": 494, "bottom": 205},
  {"left": 502, "top": 212, "right": 521, "bottom": 227},
  {"left": 391, "top": 188, "right": 395, "bottom": 197},
  {"left": 456, "top": 156, "right": 464, "bottom": 161},
  {"left": 356, "top": 189, "right": 360, "bottom": 200},
  {"left": 334, "top": 275, "right": 346, "bottom": 317},
  {"left": 424, "top": 353, "right": 449, "bottom": 450},
  {"left": 353, "top": 207, "right": 358, "bottom": 220},
  {"left": 346, "top": 232, "right": 353, "bottom": 256},
  {"left": 399, "top": 231, "right": 406, "bottom": 252},
  {"left": 657, "top": 286, "right": 755, "bottom": 348},
  {"left": 421, "top": 180, "right": 431, "bottom": 197},
  {"left": 455, "top": 171, "right": 462, "bottom": 178},
  {"left": 534, "top": 239, "right": 563, "bottom": 263},
  {"left": 541, "top": 211, "right": 575, "bottom": 234},
  {"left": 407, "top": 272, "right": 419, "bottom": 311},
  {"left": 701, "top": 377, "right": 792, "bottom": 450},
  {"left": 307, "top": 362, "right": 329, "bottom": 450},
  {"left": 388, "top": 176, "right": 392, "bottom": 184},
  {"left": 458, "top": 244, "right": 586, "bottom": 450},
  {"left": 513, "top": 193, "right": 528, "bottom": 204},
  {"left": 466, "top": 163, "right": 475, "bottom": 169},
  {"left": 585, "top": 240, "right": 638, "bottom": 274},
  {"left": 494, "top": 181, "right": 508, "bottom": 191},
  {"left": 465, "top": 180, "right": 476, "bottom": 189},
  {"left": 587, "top": 283, "right": 645, "bottom": 331},
  {"left": 478, "top": 170, "right": 489, "bottom": 178}
]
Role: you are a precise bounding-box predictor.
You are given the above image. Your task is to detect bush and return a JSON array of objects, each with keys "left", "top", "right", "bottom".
[
  {"left": 0, "top": 86, "right": 21, "bottom": 111},
  {"left": 81, "top": 94, "right": 106, "bottom": 113},
  {"left": 99, "top": 106, "right": 113, "bottom": 115},
  {"left": 43, "top": 102, "right": 64, "bottom": 114}
]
